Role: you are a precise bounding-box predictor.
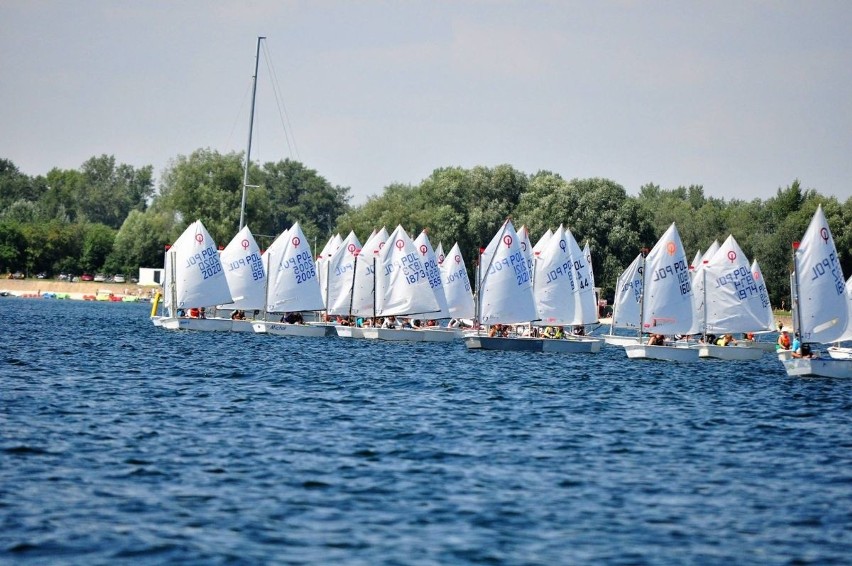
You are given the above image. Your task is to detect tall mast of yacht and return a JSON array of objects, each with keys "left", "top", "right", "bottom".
[{"left": 239, "top": 36, "right": 265, "bottom": 231}]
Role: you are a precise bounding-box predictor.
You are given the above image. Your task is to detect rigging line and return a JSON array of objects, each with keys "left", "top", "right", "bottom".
[{"left": 262, "top": 41, "right": 300, "bottom": 161}]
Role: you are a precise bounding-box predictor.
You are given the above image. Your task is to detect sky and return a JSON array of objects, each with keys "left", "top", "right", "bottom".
[{"left": 1, "top": 1, "right": 851, "bottom": 206}]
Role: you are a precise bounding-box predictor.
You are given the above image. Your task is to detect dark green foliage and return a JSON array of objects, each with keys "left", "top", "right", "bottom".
[{"left": 0, "top": 152, "right": 848, "bottom": 313}]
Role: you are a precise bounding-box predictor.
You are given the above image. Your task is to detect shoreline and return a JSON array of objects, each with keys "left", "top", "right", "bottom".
[{"left": 0, "top": 279, "right": 157, "bottom": 301}]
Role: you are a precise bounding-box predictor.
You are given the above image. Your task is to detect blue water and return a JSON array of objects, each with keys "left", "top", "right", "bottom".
[{"left": 1, "top": 298, "right": 850, "bottom": 564}]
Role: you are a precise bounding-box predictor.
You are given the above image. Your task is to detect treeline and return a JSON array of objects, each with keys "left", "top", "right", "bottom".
[
  {"left": 2, "top": 155, "right": 849, "bottom": 306},
  {"left": 0, "top": 151, "right": 351, "bottom": 278},
  {"left": 335, "top": 166, "right": 851, "bottom": 306}
]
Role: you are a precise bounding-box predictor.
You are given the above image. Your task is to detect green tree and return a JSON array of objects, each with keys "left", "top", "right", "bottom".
[
  {"left": 79, "top": 224, "right": 116, "bottom": 273},
  {"left": 0, "top": 221, "right": 26, "bottom": 274},
  {"left": 76, "top": 155, "right": 154, "bottom": 229}
]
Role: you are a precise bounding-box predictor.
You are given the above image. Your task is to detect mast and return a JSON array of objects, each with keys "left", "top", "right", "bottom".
[
  {"left": 791, "top": 241, "right": 804, "bottom": 342},
  {"left": 638, "top": 248, "right": 647, "bottom": 344},
  {"left": 239, "top": 36, "right": 265, "bottom": 231}
]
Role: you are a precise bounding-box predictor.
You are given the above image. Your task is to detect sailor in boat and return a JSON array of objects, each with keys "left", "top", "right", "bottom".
[
  {"left": 281, "top": 312, "right": 304, "bottom": 324},
  {"left": 776, "top": 330, "right": 792, "bottom": 352},
  {"left": 231, "top": 309, "right": 246, "bottom": 320},
  {"left": 381, "top": 316, "right": 398, "bottom": 329},
  {"left": 716, "top": 333, "right": 737, "bottom": 346},
  {"left": 647, "top": 333, "right": 665, "bottom": 346},
  {"left": 573, "top": 325, "right": 586, "bottom": 336},
  {"left": 791, "top": 334, "right": 816, "bottom": 359}
]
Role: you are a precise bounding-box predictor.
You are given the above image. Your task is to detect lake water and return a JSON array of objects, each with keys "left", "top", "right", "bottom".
[{"left": 2, "top": 298, "right": 850, "bottom": 564}]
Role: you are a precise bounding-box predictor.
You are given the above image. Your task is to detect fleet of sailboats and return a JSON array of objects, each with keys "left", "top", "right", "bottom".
[{"left": 149, "top": 36, "right": 851, "bottom": 377}]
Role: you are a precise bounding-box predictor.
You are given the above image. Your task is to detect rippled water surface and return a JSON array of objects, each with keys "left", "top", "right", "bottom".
[{"left": 2, "top": 298, "right": 851, "bottom": 564}]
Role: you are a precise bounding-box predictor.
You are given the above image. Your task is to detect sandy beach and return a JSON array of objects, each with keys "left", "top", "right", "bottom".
[{"left": 0, "top": 278, "right": 156, "bottom": 300}]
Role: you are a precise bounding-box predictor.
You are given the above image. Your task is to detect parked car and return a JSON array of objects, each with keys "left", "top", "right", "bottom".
[
  {"left": 94, "top": 273, "right": 107, "bottom": 282},
  {"left": 11, "top": 271, "right": 25, "bottom": 279},
  {"left": 80, "top": 273, "right": 94, "bottom": 281},
  {"left": 58, "top": 273, "right": 70, "bottom": 281},
  {"left": 37, "top": 272, "right": 47, "bottom": 279},
  {"left": 113, "top": 274, "right": 126, "bottom": 283}
]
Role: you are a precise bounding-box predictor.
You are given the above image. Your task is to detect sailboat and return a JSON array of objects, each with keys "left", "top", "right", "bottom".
[
  {"left": 532, "top": 225, "right": 601, "bottom": 353},
  {"left": 623, "top": 222, "right": 699, "bottom": 361},
  {"left": 324, "top": 231, "right": 363, "bottom": 337},
  {"left": 464, "top": 220, "right": 541, "bottom": 351},
  {"left": 218, "top": 225, "right": 266, "bottom": 332},
  {"left": 440, "top": 242, "right": 475, "bottom": 322},
  {"left": 333, "top": 229, "right": 386, "bottom": 339},
  {"left": 368, "top": 225, "right": 442, "bottom": 341},
  {"left": 252, "top": 222, "right": 333, "bottom": 337},
  {"left": 782, "top": 205, "right": 851, "bottom": 377},
  {"left": 694, "top": 235, "right": 774, "bottom": 360},
  {"left": 413, "top": 230, "right": 457, "bottom": 342},
  {"left": 826, "top": 275, "right": 852, "bottom": 360},
  {"left": 601, "top": 253, "right": 643, "bottom": 346},
  {"left": 152, "top": 37, "right": 269, "bottom": 331},
  {"left": 155, "top": 220, "right": 234, "bottom": 331}
]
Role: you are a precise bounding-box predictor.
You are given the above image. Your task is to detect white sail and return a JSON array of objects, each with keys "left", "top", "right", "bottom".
[
  {"left": 566, "top": 228, "right": 597, "bottom": 325},
  {"left": 532, "top": 228, "right": 553, "bottom": 256},
  {"left": 165, "top": 220, "right": 232, "bottom": 311},
  {"left": 611, "top": 253, "right": 644, "bottom": 330},
  {"left": 478, "top": 220, "right": 537, "bottom": 325},
  {"left": 350, "top": 227, "right": 388, "bottom": 317},
  {"left": 641, "top": 222, "right": 694, "bottom": 335},
  {"left": 440, "top": 242, "right": 475, "bottom": 319},
  {"left": 326, "top": 231, "right": 362, "bottom": 316},
  {"left": 517, "top": 225, "right": 535, "bottom": 283},
  {"left": 435, "top": 243, "right": 446, "bottom": 266},
  {"left": 265, "top": 222, "right": 324, "bottom": 312},
  {"left": 316, "top": 233, "right": 341, "bottom": 306},
  {"left": 751, "top": 259, "right": 776, "bottom": 332},
  {"left": 690, "top": 249, "right": 702, "bottom": 272},
  {"left": 414, "top": 230, "right": 450, "bottom": 318},
  {"left": 702, "top": 235, "right": 773, "bottom": 334},
  {"left": 835, "top": 275, "right": 852, "bottom": 343},
  {"left": 533, "top": 225, "right": 576, "bottom": 325},
  {"left": 793, "top": 205, "right": 848, "bottom": 343},
  {"left": 375, "top": 225, "right": 441, "bottom": 318},
  {"left": 218, "top": 225, "right": 265, "bottom": 310}
]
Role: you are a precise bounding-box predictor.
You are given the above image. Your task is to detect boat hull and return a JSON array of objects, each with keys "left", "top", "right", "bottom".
[
  {"left": 253, "top": 321, "right": 332, "bottom": 337},
  {"left": 624, "top": 344, "right": 699, "bottom": 362},
  {"left": 782, "top": 358, "right": 852, "bottom": 378},
  {"left": 601, "top": 334, "right": 640, "bottom": 347},
  {"left": 231, "top": 319, "right": 256, "bottom": 333},
  {"left": 464, "top": 335, "right": 543, "bottom": 352},
  {"left": 363, "top": 328, "right": 425, "bottom": 342},
  {"left": 159, "top": 317, "right": 233, "bottom": 331},
  {"left": 541, "top": 337, "right": 602, "bottom": 353},
  {"left": 698, "top": 344, "right": 764, "bottom": 360},
  {"left": 827, "top": 346, "right": 852, "bottom": 360},
  {"left": 418, "top": 328, "right": 460, "bottom": 342},
  {"left": 334, "top": 326, "right": 368, "bottom": 339}
]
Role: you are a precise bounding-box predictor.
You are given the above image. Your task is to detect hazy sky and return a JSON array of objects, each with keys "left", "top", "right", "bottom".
[{"left": 2, "top": 1, "right": 851, "bottom": 205}]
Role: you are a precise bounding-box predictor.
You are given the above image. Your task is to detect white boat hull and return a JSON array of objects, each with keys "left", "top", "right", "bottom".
[
  {"left": 601, "top": 334, "right": 640, "bottom": 347},
  {"left": 159, "top": 317, "right": 233, "bottom": 331},
  {"left": 363, "top": 328, "right": 425, "bottom": 342},
  {"left": 782, "top": 358, "right": 852, "bottom": 378},
  {"left": 541, "top": 337, "right": 602, "bottom": 353},
  {"left": 253, "top": 321, "right": 332, "bottom": 337},
  {"left": 827, "top": 346, "right": 852, "bottom": 360},
  {"left": 418, "top": 328, "right": 461, "bottom": 342},
  {"left": 334, "top": 326, "right": 368, "bottom": 339},
  {"left": 698, "top": 344, "right": 764, "bottom": 360},
  {"left": 739, "top": 339, "right": 778, "bottom": 353},
  {"left": 624, "top": 344, "right": 699, "bottom": 362},
  {"left": 231, "top": 319, "right": 256, "bottom": 333}
]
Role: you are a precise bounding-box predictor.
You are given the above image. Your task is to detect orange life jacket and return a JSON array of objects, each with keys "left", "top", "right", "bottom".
[{"left": 778, "top": 334, "right": 791, "bottom": 349}]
